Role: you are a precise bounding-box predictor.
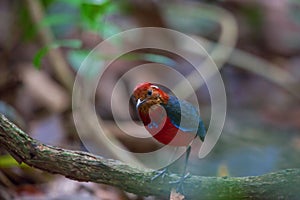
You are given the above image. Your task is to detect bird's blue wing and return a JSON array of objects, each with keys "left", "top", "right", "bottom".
[{"left": 162, "top": 96, "right": 206, "bottom": 141}]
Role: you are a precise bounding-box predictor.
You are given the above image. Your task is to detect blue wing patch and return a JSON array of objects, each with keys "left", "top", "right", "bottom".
[{"left": 162, "top": 95, "right": 206, "bottom": 141}]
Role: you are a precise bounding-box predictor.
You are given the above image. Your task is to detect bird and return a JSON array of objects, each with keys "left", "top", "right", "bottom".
[{"left": 132, "top": 82, "right": 206, "bottom": 190}]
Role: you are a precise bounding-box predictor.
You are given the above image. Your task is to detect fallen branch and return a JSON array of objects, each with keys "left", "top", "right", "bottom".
[{"left": 0, "top": 114, "right": 299, "bottom": 199}]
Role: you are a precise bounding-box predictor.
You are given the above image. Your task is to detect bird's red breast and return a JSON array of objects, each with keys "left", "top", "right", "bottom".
[
  {"left": 138, "top": 105, "right": 196, "bottom": 146},
  {"left": 134, "top": 83, "right": 197, "bottom": 146}
]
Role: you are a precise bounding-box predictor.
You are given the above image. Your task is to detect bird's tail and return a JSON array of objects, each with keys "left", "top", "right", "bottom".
[{"left": 197, "top": 121, "right": 206, "bottom": 142}]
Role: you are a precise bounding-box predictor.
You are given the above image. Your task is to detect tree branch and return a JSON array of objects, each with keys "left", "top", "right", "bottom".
[{"left": 0, "top": 114, "right": 299, "bottom": 199}]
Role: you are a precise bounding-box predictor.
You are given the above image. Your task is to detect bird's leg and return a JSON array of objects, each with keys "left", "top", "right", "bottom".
[
  {"left": 151, "top": 167, "right": 169, "bottom": 180},
  {"left": 151, "top": 147, "right": 179, "bottom": 181},
  {"left": 169, "top": 145, "right": 191, "bottom": 193}
]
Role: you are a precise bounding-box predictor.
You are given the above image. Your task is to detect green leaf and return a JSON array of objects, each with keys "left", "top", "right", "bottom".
[
  {"left": 83, "top": 0, "right": 110, "bottom": 6},
  {"left": 33, "top": 46, "right": 52, "bottom": 69},
  {"left": 40, "top": 14, "right": 76, "bottom": 27},
  {"left": 19, "top": 4, "right": 37, "bottom": 41},
  {"left": 0, "top": 155, "right": 29, "bottom": 168},
  {"left": 58, "top": 0, "right": 82, "bottom": 7},
  {"left": 56, "top": 39, "right": 82, "bottom": 49},
  {"left": 33, "top": 39, "right": 82, "bottom": 69},
  {"left": 80, "top": 0, "right": 112, "bottom": 31}
]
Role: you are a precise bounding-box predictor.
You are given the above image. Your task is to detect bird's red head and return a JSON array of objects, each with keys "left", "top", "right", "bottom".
[{"left": 133, "top": 82, "right": 169, "bottom": 114}]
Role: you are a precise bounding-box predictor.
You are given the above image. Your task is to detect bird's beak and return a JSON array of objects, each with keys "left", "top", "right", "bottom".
[
  {"left": 136, "top": 98, "right": 142, "bottom": 108},
  {"left": 136, "top": 98, "right": 147, "bottom": 109},
  {"left": 136, "top": 99, "right": 141, "bottom": 108}
]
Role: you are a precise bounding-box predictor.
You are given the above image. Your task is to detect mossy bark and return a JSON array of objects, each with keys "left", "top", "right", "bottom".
[{"left": 0, "top": 114, "right": 299, "bottom": 199}]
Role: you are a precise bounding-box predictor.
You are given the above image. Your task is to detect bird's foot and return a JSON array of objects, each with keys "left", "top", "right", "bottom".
[
  {"left": 151, "top": 168, "right": 169, "bottom": 181},
  {"left": 169, "top": 172, "right": 190, "bottom": 194}
]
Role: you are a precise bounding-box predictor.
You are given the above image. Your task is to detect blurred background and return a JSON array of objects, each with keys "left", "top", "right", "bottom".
[{"left": 0, "top": 0, "right": 300, "bottom": 199}]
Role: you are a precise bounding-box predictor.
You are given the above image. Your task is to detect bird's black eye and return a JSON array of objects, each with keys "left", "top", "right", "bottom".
[{"left": 147, "top": 90, "right": 152, "bottom": 96}]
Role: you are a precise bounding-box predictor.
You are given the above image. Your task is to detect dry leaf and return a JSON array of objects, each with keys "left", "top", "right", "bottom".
[{"left": 170, "top": 188, "right": 185, "bottom": 200}]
